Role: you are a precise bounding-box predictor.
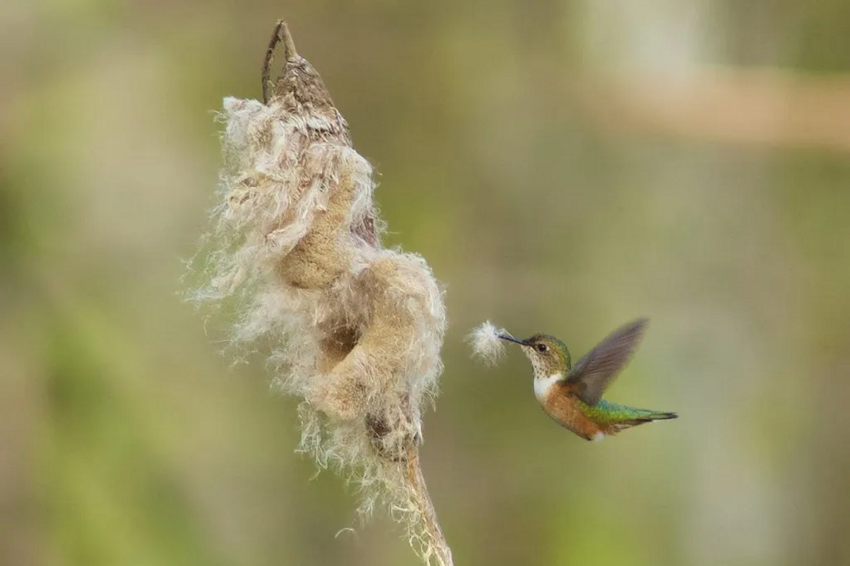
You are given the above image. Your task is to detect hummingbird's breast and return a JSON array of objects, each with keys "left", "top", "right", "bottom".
[{"left": 537, "top": 379, "right": 604, "bottom": 441}]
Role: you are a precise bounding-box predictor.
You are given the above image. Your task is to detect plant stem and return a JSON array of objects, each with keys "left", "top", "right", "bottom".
[
  {"left": 405, "top": 444, "right": 453, "bottom": 566},
  {"left": 262, "top": 20, "right": 299, "bottom": 104}
]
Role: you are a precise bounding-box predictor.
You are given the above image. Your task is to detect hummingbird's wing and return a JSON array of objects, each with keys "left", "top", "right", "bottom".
[{"left": 565, "top": 318, "right": 648, "bottom": 406}]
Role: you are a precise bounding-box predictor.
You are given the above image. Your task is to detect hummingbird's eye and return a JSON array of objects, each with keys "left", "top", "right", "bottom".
[{"left": 536, "top": 343, "right": 548, "bottom": 353}]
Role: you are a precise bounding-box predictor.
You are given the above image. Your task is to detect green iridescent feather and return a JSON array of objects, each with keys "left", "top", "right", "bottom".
[{"left": 580, "top": 399, "right": 676, "bottom": 424}]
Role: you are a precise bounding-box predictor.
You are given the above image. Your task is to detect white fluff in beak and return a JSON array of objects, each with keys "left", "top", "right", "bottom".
[{"left": 467, "top": 321, "right": 510, "bottom": 366}]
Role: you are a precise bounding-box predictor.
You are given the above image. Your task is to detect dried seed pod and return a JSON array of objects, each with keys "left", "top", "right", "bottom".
[{"left": 191, "top": 21, "right": 451, "bottom": 566}]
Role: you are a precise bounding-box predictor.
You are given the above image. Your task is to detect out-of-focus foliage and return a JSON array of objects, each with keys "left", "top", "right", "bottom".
[{"left": 2, "top": 1, "right": 849, "bottom": 565}]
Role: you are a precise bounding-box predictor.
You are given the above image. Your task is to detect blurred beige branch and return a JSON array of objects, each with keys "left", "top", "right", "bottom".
[{"left": 572, "top": 67, "right": 850, "bottom": 152}]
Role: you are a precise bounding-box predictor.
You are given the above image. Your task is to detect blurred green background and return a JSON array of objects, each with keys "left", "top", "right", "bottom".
[{"left": 3, "top": 1, "right": 850, "bottom": 565}]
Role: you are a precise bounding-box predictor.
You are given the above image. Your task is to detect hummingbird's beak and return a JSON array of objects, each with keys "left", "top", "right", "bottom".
[{"left": 497, "top": 333, "right": 526, "bottom": 346}]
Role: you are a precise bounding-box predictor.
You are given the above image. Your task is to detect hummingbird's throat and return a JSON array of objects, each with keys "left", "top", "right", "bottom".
[{"left": 526, "top": 352, "right": 558, "bottom": 381}]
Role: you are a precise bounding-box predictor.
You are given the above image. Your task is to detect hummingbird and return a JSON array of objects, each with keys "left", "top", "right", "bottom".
[{"left": 498, "top": 318, "right": 676, "bottom": 441}]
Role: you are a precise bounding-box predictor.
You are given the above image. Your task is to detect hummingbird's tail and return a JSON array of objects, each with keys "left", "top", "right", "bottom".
[
  {"left": 615, "top": 410, "right": 677, "bottom": 431},
  {"left": 593, "top": 402, "right": 677, "bottom": 435},
  {"left": 644, "top": 410, "right": 678, "bottom": 421}
]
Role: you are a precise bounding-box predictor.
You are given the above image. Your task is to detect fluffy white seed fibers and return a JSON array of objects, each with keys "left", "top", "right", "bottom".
[
  {"left": 467, "top": 321, "right": 508, "bottom": 365},
  {"left": 190, "top": 30, "right": 451, "bottom": 565}
]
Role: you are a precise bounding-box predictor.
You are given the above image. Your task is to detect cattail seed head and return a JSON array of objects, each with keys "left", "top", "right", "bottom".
[{"left": 189, "top": 21, "right": 451, "bottom": 565}]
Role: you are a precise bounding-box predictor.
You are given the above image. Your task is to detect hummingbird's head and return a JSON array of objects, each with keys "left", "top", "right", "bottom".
[{"left": 497, "top": 332, "right": 571, "bottom": 378}]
